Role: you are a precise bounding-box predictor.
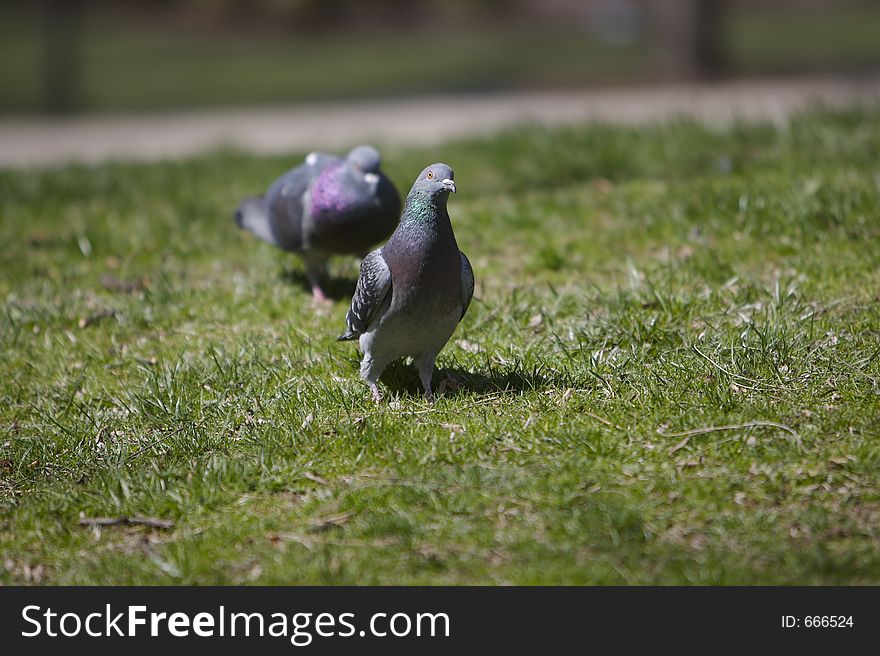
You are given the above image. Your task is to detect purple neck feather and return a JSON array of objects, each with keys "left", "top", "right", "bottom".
[{"left": 309, "top": 162, "right": 358, "bottom": 215}]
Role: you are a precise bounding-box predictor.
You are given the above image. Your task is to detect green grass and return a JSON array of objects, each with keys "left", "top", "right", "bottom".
[
  {"left": 3, "top": 4, "right": 880, "bottom": 114},
  {"left": 1, "top": 107, "right": 880, "bottom": 584},
  {"left": 725, "top": 4, "right": 880, "bottom": 72},
  {"left": 0, "top": 11, "right": 645, "bottom": 115}
]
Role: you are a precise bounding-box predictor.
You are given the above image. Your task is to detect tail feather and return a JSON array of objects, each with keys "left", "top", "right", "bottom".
[
  {"left": 234, "top": 196, "right": 276, "bottom": 246},
  {"left": 336, "top": 310, "right": 360, "bottom": 341}
]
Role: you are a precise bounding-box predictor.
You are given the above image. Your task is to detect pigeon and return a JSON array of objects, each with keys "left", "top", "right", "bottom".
[
  {"left": 234, "top": 145, "right": 401, "bottom": 301},
  {"left": 338, "top": 163, "right": 475, "bottom": 402}
]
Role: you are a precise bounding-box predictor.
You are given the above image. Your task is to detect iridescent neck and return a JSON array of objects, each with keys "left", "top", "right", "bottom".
[{"left": 403, "top": 191, "right": 446, "bottom": 223}]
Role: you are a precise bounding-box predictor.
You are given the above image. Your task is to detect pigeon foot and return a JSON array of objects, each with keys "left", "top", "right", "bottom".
[{"left": 436, "top": 376, "right": 462, "bottom": 397}]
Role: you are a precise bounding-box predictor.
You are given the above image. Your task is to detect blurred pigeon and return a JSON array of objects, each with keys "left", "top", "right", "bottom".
[
  {"left": 338, "top": 163, "right": 474, "bottom": 402},
  {"left": 235, "top": 145, "right": 401, "bottom": 301}
]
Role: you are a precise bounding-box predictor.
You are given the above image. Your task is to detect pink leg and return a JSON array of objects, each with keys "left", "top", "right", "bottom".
[
  {"left": 304, "top": 252, "right": 329, "bottom": 303},
  {"left": 416, "top": 351, "right": 437, "bottom": 404},
  {"left": 361, "top": 352, "right": 387, "bottom": 404},
  {"left": 311, "top": 284, "right": 329, "bottom": 303}
]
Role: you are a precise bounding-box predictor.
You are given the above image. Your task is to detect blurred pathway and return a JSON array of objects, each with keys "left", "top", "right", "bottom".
[{"left": 1, "top": 76, "right": 878, "bottom": 167}]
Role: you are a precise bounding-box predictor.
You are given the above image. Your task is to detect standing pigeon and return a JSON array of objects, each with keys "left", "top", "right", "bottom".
[
  {"left": 234, "top": 145, "right": 401, "bottom": 301},
  {"left": 338, "top": 163, "right": 474, "bottom": 402}
]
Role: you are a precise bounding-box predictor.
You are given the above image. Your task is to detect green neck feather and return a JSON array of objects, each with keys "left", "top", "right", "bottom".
[{"left": 402, "top": 191, "right": 445, "bottom": 226}]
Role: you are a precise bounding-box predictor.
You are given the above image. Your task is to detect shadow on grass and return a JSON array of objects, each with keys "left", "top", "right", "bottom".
[
  {"left": 377, "top": 360, "right": 569, "bottom": 399},
  {"left": 279, "top": 268, "right": 357, "bottom": 301}
]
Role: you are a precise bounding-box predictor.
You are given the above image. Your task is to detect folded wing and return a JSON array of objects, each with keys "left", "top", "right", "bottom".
[
  {"left": 459, "top": 251, "right": 475, "bottom": 321},
  {"left": 337, "top": 249, "right": 393, "bottom": 341}
]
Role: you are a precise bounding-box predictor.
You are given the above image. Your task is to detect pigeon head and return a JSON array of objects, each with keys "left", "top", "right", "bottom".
[
  {"left": 347, "top": 145, "right": 382, "bottom": 174},
  {"left": 410, "top": 163, "right": 456, "bottom": 199}
]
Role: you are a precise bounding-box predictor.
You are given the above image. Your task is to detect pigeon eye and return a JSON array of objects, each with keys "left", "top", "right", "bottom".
[{"left": 426, "top": 171, "right": 434, "bottom": 180}]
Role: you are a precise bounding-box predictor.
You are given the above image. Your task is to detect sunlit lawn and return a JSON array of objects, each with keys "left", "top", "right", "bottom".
[{"left": 1, "top": 107, "right": 879, "bottom": 583}]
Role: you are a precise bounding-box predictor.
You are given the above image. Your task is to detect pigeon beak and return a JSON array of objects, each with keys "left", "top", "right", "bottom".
[{"left": 441, "top": 178, "right": 456, "bottom": 193}]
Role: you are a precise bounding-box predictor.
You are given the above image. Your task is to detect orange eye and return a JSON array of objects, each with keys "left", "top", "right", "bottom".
[{"left": 426, "top": 170, "right": 434, "bottom": 180}]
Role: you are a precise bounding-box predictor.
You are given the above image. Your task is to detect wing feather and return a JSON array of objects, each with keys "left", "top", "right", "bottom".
[
  {"left": 337, "top": 249, "right": 392, "bottom": 340},
  {"left": 261, "top": 155, "right": 337, "bottom": 251},
  {"left": 459, "top": 251, "right": 475, "bottom": 321}
]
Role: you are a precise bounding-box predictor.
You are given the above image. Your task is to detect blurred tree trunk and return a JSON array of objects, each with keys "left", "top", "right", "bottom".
[
  {"left": 295, "top": 0, "right": 346, "bottom": 31},
  {"left": 648, "top": 0, "right": 726, "bottom": 80},
  {"left": 694, "top": 0, "right": 726, "bottom": 77},
  {"left": 43, "top": 0, "right": 84, "bottom": 114}
]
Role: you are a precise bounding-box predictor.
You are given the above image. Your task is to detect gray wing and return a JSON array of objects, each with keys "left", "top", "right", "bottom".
[
  {"left": 263, "top": 154, "right": 337, "bottom": 250},
  {"left": 304, "top": 151, "right": 337, "bottom": 170},
  {"left": 459, "top": 251, "right": 475, "bottom": 321},
  {"left": 337, "top": 249, "right": 392, "bottom": 341}
]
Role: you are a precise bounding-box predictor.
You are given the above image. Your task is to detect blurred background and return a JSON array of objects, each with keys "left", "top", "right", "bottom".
[{"left": 2, "top": 0, "right": 879, "bottom": 116}]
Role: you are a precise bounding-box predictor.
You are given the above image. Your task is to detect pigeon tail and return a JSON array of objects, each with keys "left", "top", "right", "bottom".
[{"left": 234, "top": 196, "right": 277, "bottom": 246}]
